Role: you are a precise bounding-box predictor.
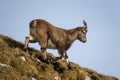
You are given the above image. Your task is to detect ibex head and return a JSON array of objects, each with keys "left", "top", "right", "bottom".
[{"left": 77, "top": 20, "right": 88, "bottom": 43}]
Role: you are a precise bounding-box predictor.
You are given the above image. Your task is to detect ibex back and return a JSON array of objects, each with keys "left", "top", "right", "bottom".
[{"left": 24, "top": 19, "right": 88, "bottom": 65}]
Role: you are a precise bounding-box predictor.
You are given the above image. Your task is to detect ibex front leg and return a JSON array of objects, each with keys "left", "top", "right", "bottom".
[
  {"left": 63, "top": 50, "right": 70, "bottom": 66},
  {"left": 55, "top": 50, "right": 69, "bottom": 64},
  {"left": 55, "top": 50, "right": 70, "bottom": 68},
  {"left": 55, "top": 50, "right": 64, "bottom": 60}
]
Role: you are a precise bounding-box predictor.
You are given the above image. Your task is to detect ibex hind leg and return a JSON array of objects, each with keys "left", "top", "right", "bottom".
[
  {"left": 24, "top": 35, "right": 37, "bottom": 52},
  {"left": 24, "top": 36, "right": 30, "bottom": 52},
  {"left": 38, "top": 34, "right": 48, "bottom": 62},
  {"left": 41, "top": 47, "right": 47, "bottom": 60}
]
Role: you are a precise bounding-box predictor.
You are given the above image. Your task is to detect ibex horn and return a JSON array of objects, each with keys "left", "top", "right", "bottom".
[{"left": 83, "top": 20, "right": 87, "bottom": 28}]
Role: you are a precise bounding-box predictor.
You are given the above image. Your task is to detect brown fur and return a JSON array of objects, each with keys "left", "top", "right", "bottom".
[{"left": 24, "top": 19, "right": 88, "bottom": 65}]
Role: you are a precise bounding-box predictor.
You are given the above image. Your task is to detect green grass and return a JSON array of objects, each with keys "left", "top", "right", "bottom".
[{"left": 0, "top": 34, "right": 119, "bottom": 80}]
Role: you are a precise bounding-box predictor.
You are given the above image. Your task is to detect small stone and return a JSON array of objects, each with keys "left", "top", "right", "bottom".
[
  {"left": 85, "top": 76, "right": 91, "bottom": 80},
  {"left": 20, "top": 56, "right": 26, "bottom": 61}
]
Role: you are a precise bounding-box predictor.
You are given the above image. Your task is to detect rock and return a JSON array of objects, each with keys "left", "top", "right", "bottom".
[
  {"left": 0, "top": 63, "right": 8, "bottom": 67},
  {"left": 85, "top": 76, "right": 91, "bottom": 80},
  {"left": 54, "top": 76, "right": 61, "bottom": 80},
  {"left": 20, "top": 56, "right": 26, "bottom": 61}
]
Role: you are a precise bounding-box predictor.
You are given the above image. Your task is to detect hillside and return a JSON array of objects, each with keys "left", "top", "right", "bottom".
[{"left": 0, "top": 34, "right": 118, "bottom": 80}]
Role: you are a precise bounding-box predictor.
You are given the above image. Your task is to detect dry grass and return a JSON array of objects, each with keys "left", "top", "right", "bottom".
[{"left": 0, "top": 34, "right": 119, "bottom": 80}]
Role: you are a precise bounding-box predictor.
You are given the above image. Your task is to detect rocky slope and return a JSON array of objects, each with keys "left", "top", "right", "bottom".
[{"left": 0, "top": 34, "right": 118, "bottom": 80}]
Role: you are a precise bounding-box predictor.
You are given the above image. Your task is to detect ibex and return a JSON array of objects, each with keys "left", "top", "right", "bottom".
[{"left": 24, "top": 19, "right": 88, "bottom": 65}]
